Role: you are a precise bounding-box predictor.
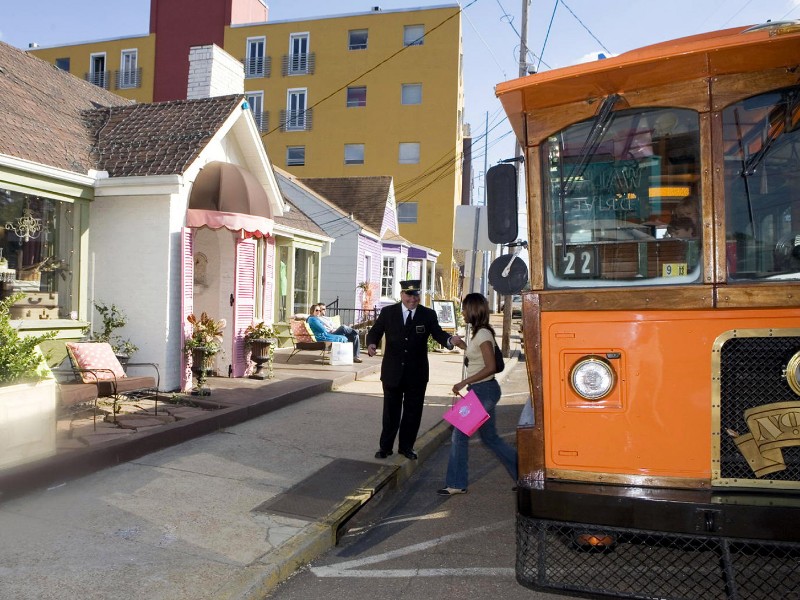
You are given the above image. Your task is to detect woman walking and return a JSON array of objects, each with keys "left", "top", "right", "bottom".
[{"left": 438, "top": 293, "right": 518, "bottom": 496}]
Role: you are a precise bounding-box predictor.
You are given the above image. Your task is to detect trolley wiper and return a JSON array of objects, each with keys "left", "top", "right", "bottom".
[
  {"left": 558, "top": 93, "right": 620, "bottom": 256},
  {"left": 560, "top": 94, "right": 620, "bottom": 199},
  {"left": 742, "top": 89, "right": 800, "bottom": 177}
]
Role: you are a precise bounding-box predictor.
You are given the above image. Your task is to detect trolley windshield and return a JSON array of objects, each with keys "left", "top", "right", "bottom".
[
  {"left": 723, "top": 85, "right": 800, "bottom": 281},
  {"left": 542, "top": 106, "right": 702, "bottom": 288}
]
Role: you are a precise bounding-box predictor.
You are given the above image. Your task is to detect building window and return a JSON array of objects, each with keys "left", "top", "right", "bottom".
[
  {"left": 401, "top": 83, "right": 422, "bottom": 105},
  {"left": 246, "top": 91, "right": 267, "bottom": 132},
  {"left": 286, "top": 32, "right": 312, "bottom": 75},
  {"left": 287, "top": 146, "right": 305, "bottom": 166},
  {"left": 399, "top": 142, "right": 420, "bottom": 164},
  {"left": 346, "top": 86, "right": 367, "bottom": 108},
  {"left": 116, "top": 49, "right": 140, "bottom": 89},
  {"left": 86, "top": 52, "right": 107, "bottom": 88},
  {"left": 344, "top": 144, "right": 365, "bottom": 165},
  {"left": 245, "top": 36, "right": 267, "bottom": 78},
  {"left": 0, "top": 189, "right": 77, "bottom": 320},
  {"left": 55, "top": 57, "right": 70, "bottom": 72},
  {"left": 283, "top": 88, "right": 309, "bottom": 131},
  {"left": 382, "top": 257, "right": 396, "bottom": 297},
  {"left": 403, "top": 24, "right": 425, "bottom": 47},
  {"left": 398, "top": 202, "right": 418, "bottom": 223},
  {"left": 363, "top": 254, "right": 372, "bottom": 288},
  {"left": 348, "top": 29, "right": 368, "bottom": 50},
  {"left": 294, "top": 246, "right": 319, "bottom": 315}
]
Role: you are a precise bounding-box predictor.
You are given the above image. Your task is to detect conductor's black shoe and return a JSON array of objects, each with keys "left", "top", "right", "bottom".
[
  {"left": 374, "top": 449, "right": 393, "bottom": 459},
  {"left": 399, "top": 449, "right": 418, "bottom": 460}
]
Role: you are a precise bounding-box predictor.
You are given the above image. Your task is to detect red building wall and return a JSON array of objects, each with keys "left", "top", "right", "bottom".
[{"left": 149, "top": 0, "right": 267, "bottom": 102}]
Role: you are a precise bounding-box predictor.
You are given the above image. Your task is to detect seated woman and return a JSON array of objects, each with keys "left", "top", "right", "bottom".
[{"left": 306, "top": 305, "right": 363, "bottom": 362}]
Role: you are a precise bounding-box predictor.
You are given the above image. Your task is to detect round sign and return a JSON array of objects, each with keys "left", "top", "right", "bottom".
[{"left": 488, "top": 254, "right": 528, "bottom": 295}]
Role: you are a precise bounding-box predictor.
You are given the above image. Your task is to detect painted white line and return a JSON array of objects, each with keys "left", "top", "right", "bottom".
[
  {"left": 313, "top": 567, "right": 516, "bottom": 578},
  {"left": 348, "top": 510, "right": 452, "bottom": 534},
  {"left": 311, "top": 519, "right": 513, "bottom": 578}
]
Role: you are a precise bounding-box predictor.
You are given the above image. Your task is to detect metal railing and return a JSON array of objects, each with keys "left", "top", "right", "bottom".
[
  {"left": 115, "top": 68, "right": 142, "bottom": 89},
  {"left": 85, "top": 71, "right": 109, "bottom": 89},
  {"left": 242, "top": 56, "right": 271, "bottom": 78},
  {"left": 280, "top": 108, "right": 313, "bottom": 132},
  {"left": 251, "top": 111, "right": 269, "bottom": 133},
  {"left": 325, "top": 298, "right": 381, "bottom": 326},
  {"left": 282, "top": 52, "right": 315, "bottom": 76}
]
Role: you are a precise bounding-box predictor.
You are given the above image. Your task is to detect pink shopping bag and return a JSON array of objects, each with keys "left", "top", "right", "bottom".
[{"left": 443, "top": 389, "right": 490, "bottom": 436}]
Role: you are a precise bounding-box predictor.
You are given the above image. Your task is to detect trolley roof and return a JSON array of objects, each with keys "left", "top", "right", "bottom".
[{"left": 495, "top": 22, "right": 800, "bottom": 142}]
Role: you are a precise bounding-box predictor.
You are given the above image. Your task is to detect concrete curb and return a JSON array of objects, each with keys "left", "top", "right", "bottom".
[{"left": 234, "top": 349, "right": 524, "bottom": 599}]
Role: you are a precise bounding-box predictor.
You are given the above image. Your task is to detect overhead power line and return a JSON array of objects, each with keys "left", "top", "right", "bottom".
[
  {"left": 558, "top": 0, "right": 612, "bottom": 55},
  {"left": 263, "top": 0, "right": 480, "bottom": 138}
]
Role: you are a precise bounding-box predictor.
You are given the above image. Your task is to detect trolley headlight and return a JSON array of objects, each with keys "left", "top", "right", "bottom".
[
  {"left": 785, "top": 351, "right": 800, "bottom": 396},
  {"left": 570, "top": 356, "right": 616, "bottom": 401}
]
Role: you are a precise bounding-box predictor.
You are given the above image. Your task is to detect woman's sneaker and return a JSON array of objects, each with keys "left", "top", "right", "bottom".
[{"left": 437, "top": 487, "right": 467, "bottom": 496}]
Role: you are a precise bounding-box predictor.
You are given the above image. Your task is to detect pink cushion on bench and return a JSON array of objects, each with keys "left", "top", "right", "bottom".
[
  {"left": 66, "top": 342, "right": 126, "bottom": 383},
  {"left": 290, "top": 319, "right": 316, "bottom": 343}
]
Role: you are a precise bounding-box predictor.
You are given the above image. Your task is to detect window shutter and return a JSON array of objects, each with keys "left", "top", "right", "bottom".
[
  {"left": 263, "top": 237, "right": 275, "bottom": 319},
  {"left": 232, "top": 237, "right": 257, "bottom": 377},
  {"left": 181, "top": 227, "right": 194, "bottom": 392}
]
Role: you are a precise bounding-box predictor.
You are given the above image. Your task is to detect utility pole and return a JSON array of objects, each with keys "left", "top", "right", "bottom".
[{"left": 502, "top": 0, "right": 529, "bottom": 356}]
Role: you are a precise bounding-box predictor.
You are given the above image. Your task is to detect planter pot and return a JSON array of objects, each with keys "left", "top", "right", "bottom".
[
  {"left": 248, "top": 338, "right": 275, "bottom": 380},
  {"left": 0, "top": 378, "right": 57, "bottom": 470},
  {"left": 190, "top": 347, "right": 214, "bottom": 396}
]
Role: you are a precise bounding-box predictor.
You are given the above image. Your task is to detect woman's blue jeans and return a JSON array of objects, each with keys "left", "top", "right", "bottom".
[{"left": 445, "top": 378, "right": 518, "bottom": 489}]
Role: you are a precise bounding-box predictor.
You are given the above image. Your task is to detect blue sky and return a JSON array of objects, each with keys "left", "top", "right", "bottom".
[{"left": 1, "top": 0, "right": 798, "bottom": 200}]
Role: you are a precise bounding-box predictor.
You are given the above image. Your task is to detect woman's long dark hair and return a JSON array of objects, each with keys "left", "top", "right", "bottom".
[{"left": 462, "top": 293, "right": 495, "bottom": 339}]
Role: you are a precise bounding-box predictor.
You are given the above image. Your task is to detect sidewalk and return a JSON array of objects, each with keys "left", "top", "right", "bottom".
[{"left": 0, "top": 320, "right": 524, "bottom": 600}]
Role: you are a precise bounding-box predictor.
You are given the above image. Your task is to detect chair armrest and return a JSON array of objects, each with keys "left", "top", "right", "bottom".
[{"left": 123, "top": 362, "right": 161, "bottom": 389}]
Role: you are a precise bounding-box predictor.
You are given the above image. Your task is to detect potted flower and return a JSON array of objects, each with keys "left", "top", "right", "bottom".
[
  {"left": 91, "top": 302, "right": 138, "bottom": 364},
  {"left": 356, "top": 281, "right": 377, "bottom": 314},
  {"left": 185, "top": 312, "right": 226, "bottom": 394},
  {"left": 243, "top": 321, "right": 276, "bottom": 380},
  {"left": 0, "top": 292, "right": 58, "bottom": 468}
]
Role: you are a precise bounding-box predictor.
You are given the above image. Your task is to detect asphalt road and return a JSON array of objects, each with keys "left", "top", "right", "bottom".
[{"left": 268, "top": 360, "right": 565, "bottom": 600}]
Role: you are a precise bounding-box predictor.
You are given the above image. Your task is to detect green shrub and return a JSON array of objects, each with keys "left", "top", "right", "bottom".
[
  {"left": 92, "top": 302, "right": 138, "bottom": 357},
  {"left": 0, "top": 293, "right": 56, "bottom": 385}
]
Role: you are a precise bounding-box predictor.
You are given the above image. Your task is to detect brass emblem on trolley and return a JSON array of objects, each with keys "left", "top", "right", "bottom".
[{"left": 728, "top": 401, "right": 800, "bottom": 477}]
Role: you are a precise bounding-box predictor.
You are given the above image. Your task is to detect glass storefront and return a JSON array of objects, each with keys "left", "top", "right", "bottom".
[{"left": 0, "top": 189, "right": 77, "bottom": 320}]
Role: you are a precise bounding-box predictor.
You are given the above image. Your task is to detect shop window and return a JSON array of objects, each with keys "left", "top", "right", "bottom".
[{"left": 0, "top": 190, "right": 77, "bottom": 320}]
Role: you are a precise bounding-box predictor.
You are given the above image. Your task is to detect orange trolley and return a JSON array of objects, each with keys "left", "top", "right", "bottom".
[{"left": 491, "top": 21, "right": 800, "bottom": 599}]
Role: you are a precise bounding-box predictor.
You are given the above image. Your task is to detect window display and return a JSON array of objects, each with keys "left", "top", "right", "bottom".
[{"left": 0, "top": 189, "right": 76, "bottom": 320}]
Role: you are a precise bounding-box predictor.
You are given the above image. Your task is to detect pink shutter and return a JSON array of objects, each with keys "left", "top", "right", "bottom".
[
  {"left": 263, "top": 236, "right": 276, "bottom": 320},
  {"left": 232, "top": 236, "right": 257, "bottom": 377},
  {"left": 181, "top": 227, "right": 194, "bottom": 392}
]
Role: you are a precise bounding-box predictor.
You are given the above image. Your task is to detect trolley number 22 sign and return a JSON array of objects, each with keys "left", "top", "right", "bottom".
[{"left": 557, "top": 245, "right": 600, "bottom": 279}]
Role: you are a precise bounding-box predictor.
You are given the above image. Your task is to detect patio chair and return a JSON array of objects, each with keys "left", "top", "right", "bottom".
[
  {"left": 287, "top": 318, "right": 330, "bottom": 363},
  {"left": 65, "top": 342, "right": 161, "bottom": 427}
]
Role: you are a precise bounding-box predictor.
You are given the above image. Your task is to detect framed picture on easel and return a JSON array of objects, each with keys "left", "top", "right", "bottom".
[{"left": 432, "top": 300, "right": 457, "bottom": 330}]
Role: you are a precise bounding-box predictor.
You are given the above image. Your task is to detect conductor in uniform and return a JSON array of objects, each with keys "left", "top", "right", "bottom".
[{"left": 367, "top": 280, "right": 461, "bottom": 460}]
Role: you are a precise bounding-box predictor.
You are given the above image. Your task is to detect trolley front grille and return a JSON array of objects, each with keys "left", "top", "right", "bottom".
[
  {"left": 717, "top": 334, "right": 800, "bottom": 485},
  {"left": 517, "top": 515, "right": 800, "bottom": 599}
]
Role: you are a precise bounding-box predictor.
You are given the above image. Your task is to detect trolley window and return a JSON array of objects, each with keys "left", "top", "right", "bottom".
[
  {"left": 542, "top": 106, "right": 702, "bottom": 288},
  {"left": 723, "top": 85, "right": 800, "bottom": 282}
]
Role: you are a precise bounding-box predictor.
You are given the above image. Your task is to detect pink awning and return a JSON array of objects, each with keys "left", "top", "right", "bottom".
[
  {"left": 187, "top": 161, "right": 274, "bottom": 237},
  {"left": 186, "top": 209, "right": 273, "bottom": 237}
]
